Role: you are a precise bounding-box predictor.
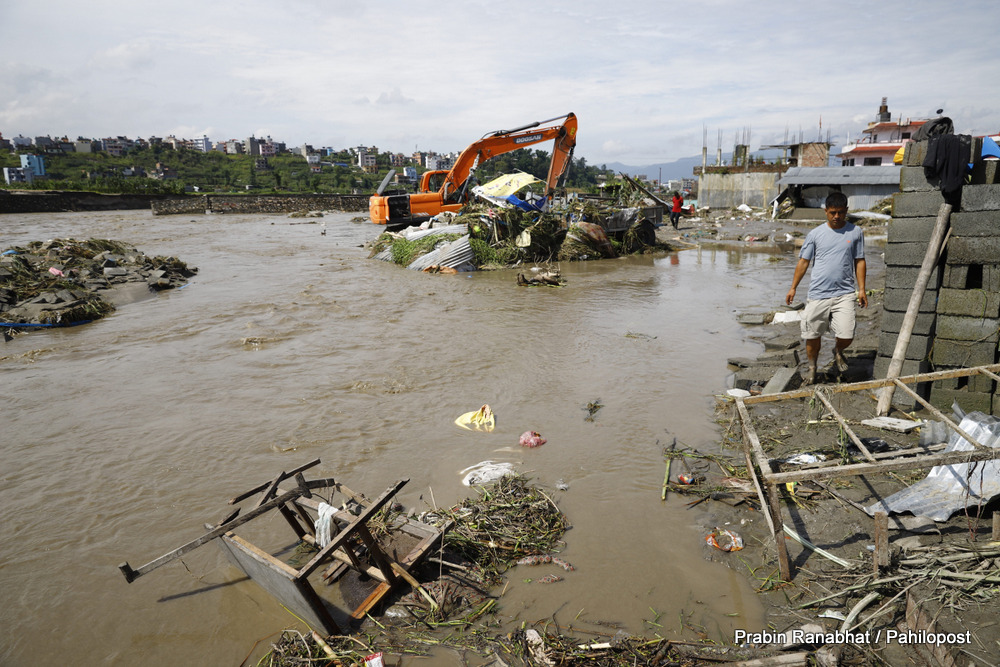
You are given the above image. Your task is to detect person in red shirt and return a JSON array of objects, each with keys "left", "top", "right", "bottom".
[{"left": 670, "top": 191, "right": 684, "bottom": 229}]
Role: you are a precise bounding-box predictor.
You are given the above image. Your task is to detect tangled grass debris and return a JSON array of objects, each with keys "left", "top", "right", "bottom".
[{"left": 1, "top": 237, "right": 196, "bottom": 327}]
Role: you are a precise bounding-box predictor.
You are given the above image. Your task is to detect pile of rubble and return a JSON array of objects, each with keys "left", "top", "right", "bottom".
[{"left": 1, "top": 238, "right": 197, "bottom": 327}]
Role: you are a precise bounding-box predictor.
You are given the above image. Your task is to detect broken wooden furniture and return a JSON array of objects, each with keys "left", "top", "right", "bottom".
[
  {"left": 118, "top": 460, "right": 451, "bottom": 634},
  {"left": 734, "top": 364, "right": 1000, "bottom": 580}
]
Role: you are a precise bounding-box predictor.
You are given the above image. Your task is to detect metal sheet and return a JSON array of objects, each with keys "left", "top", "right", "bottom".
[
  {"left": 407, "top": 235, "right": 475, "bottom": 271},
  {"left": 866, "top": 412, "right": 1000, "bottom": 521}
]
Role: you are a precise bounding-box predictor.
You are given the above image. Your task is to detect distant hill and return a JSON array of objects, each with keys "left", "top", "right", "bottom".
[{"left": 602, "top": 146, "right": 841, "bottom": 183}]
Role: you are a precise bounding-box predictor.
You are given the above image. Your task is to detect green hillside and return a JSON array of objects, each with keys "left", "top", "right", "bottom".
[{"left": 0, "top": 145, "right": 614, "bottom": 196}]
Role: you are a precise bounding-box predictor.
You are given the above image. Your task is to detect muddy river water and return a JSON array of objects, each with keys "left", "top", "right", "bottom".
[{"left": 1, "top": 209, "right": 883, "bottom": 665}]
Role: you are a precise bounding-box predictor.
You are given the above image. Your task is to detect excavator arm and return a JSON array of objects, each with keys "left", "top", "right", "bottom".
[
  {"left": 370, "top": 112, "right": 577, "bottom": 227},
  {"left": 439, "top": 112, "right": 578, "bottom": 202}
]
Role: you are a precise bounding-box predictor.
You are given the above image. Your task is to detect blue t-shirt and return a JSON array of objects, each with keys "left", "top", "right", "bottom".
[{"left": 799, "top": 222, "right": 865, "bottom": 300}]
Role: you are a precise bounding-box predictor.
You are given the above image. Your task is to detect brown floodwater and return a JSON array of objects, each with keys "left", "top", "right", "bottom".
[{"left": 0, "top": 209, "right": 883, "bottom": 665}]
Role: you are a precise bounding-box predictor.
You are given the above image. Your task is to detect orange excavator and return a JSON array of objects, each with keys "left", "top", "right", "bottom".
[{"left": 369, "top": 112, "right": 577, "bottom": 229}]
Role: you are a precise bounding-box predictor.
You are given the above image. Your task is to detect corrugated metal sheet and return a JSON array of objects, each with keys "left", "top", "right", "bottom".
[
  {"left": 407, "top": 235, "right": 474, "bottom": 271},
  {"left": 842, "top": 185, "right": 898, "bottom": 210},
  {"left": 399, "top": 224, "right": 468, "bottom": 240},
  {"left": 371, "top": 224, "right": 470, "bottom": 264},
  {"left": 778, "top": 166, "right": 901, "bottom": 186}
]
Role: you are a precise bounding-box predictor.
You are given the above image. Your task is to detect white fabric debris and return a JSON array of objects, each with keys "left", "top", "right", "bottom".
[{"left": 315, "top": 502, "right": 337, "bottom": 547}]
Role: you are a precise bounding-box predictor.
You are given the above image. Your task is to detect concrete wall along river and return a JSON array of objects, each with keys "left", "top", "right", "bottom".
[{"left": 0, "top": 208, "right": 859, "bottom": 665}]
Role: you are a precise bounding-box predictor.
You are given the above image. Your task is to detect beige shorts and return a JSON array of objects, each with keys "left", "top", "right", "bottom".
[{"left": 801, "top": 293, "right": 857, "bottom": 340}]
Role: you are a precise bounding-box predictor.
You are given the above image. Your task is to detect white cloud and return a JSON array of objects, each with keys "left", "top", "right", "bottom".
[{"left": 2, "top": 0, "right": 999, "bottom": 165}]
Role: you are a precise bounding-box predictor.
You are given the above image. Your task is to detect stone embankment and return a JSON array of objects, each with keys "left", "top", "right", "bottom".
[
  {"left": 151, "top": 194, "right": 369, "bottom": 215},
  {"left": 1, "top": 238, "right": 196, "bottom": 327},
  {"left": 0, "top": 190, "right": 177, "bottom": 213}
]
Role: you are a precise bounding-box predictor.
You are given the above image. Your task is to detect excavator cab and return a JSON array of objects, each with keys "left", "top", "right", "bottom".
[{"left": 419, "top": 170, "right": 449, "bottom": 194}]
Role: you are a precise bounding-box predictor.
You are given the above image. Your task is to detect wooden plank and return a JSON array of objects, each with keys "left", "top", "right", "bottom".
[
  {"left": 254, "top": 473, "right": 284, "bottom": 508},
  {"left": 814, "top": 390, "right": 875, "bottom": 462},
  {"left": 295, "top": 479, "right": 409, "bottom": 580},
  {"left": 122, "top": 476, "right": 337, "bottom": 582},
  {"left": 873, "top": 512, "right": 889, "bottom": 573},
  {"left": 766, "top": 482, "right": 791, "bottom": 581},
  {"left": 878, "top": 202, "right": 952, "bottom": 415},
  {"left": 278, "top": 504, "right": 306, "bottom": 539},
  {"left": 736, "top": 398, "right": 773, "bottom": 474},
  {"left": 353, "top": 523, "right": 398, "bottom": 585},
  {"left": 764, "top": 447, "right": 1000, "bottom": 485},
  {"left": 742, "top": 364, "right": 1000, "bottom": 405},
  {"left": 977, "top": 368, "right": 1000, "bottom": 384},
  {"left": 740, "top": 428, "right": 775, "bottom": 535},
  {"left": 118, "top": 478, "right": 338, "bottom": 583},
  {"left": 216, "top": 531, "right": 343, "bottom": 635},
  {"left": 228, "top": 459, "right": 322, "bottom": 505},
  {"left": 860, "top": 416, "right": 923, "bottom": 433},
  {"left": 892, "top": 380, "right": 988, "bottom": 450}
]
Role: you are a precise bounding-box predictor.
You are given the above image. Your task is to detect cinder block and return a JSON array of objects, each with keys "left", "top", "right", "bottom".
[
  {"left": 900, "top": 166, "right": 935, "bottom": 192},
  {"left": 936, "top": 314, "right": 1000, "bottom": 343},
  {"left": 970, "top": 160, "right": 999, "bottom": 186},
  {"left": 762, "top": 367, "right": 801, "bottom": 395},
  {"left": 929, "top": 339, "right": 998, "bottom": 368},
  {"left": 959, "top": 184, "right": 1000, "bottom": 211},
  {"left": 942, "top": 264, "right": 969, "bottom": 289},
  {"left": 933, "top": 373, "right": 996, "bottom": 394},
  {"left": 884, "top": 286, "right": 938, "bottom": 313},
  {"left": 878, "top": 332, "right": 932, "bottom": 360},
  {"left": 903, "top": 141, "right": 927, "bottom": 167},
  {"left": 950, "top": 210, "right": 1000, "bottom": 237},
  {"left": 988, "top": 265, "right": 1000, "bottom": 293},
  {"left": 887, "top": 216, "right": 936, "bottom": 243},
  {"left": 937, "top": 288, "right": 1000, "bottom": 318},
  {"left": 733, "top": 366, "right": 779, "bottom": 391},
  {"left": 886, "top": 265, "right": 942, "bottom": 290},
  {"left": 928, "top": 387, "right": 994, "bottom": 414},
  {"left": 892, "top": 191, "right": 947, "bottom": 218},
  {"left": 757, "top": 348, "right": 801, "bottom": 366},
  {"left": 874, "top": 355, "right": 931, "bottom": 379},
  {"left": 881, "top": 309, "right": 937, "bottom": 336},
  {"left": 948, "top": 237, "right": 1000, "bottom": 265},
  {"left": 884, "top": 241, "right": 932, "bottom": 267}
]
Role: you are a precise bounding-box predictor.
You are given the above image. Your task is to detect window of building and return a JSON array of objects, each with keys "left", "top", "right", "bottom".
[
  {"left": 842, "top": 158, "right": 855, "bottom": 166},
  {"left": 863, "top": 157, "right": 883, "bottom": 166},
  {"left": 901, "top": 132, "right": 911, "bottom": 139}
]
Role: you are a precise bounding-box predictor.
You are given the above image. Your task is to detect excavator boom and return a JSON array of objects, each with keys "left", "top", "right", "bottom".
[{"left": 370, "top": 113, "right": 577, "bottom": 228}]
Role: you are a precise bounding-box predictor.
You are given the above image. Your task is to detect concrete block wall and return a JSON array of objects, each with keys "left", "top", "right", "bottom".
[{"left": 877, "top": 145, "right": 1000, "bottom": 415}]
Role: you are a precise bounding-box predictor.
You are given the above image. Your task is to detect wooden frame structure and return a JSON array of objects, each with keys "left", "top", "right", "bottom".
[
  {"left": 735, "top": 364, "right": 1000, "bottom": 580},
  {"left": 119, "top": 460, "right": 451, "bottom": 634}
]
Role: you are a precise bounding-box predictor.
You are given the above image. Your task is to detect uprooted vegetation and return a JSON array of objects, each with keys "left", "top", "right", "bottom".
[
  {"left": 367, "top": 178, "right": 672, "bottom": 272},
  {"left": 1, "top": 237, "right": 197, "bottom": 326}
]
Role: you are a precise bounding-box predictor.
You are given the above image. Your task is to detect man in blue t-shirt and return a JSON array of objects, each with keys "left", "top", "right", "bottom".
[{"left": 785, "top": 192, "right": 867, "bottom": 385}]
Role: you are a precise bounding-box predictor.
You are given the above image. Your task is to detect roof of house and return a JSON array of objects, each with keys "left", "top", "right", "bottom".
[
  {"left": 840, "top": 143, "right": 905, "bottom": 154},
  {"left": 778, "top": 165, "right": 901, "bottom": 186}
]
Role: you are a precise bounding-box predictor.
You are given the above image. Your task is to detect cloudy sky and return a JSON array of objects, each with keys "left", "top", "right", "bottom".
[{"left": 2, "top": 0, "right": 998, "bottom": 167}]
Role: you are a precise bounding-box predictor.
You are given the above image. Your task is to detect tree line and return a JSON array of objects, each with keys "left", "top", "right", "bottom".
[{"left": 0, "top": 145, "right": 614, "bottom": 195}]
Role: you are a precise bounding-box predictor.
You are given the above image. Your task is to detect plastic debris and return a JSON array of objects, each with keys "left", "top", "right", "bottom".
[
  {"left": 460, "top": 460, "right": 515, "bottom": 486},
  {"left": 706, "top": 529, "right": 744, "bottom": 551},
  {"left": 726, "top": 388, "right": 751, "bottom": 398},
  {"left": 519, "top": 430, "right": 546, "bottom": 447},
  {"left": 866, "top": 410, "right": 1000, "bottom": 521},
  {"left": 677, "top": 474, "right": 698, "bottom": 485},
  {"left": 364, "top": 652, "right": 385, "bottom": 667},
  {"left": 780, "top": 453, "right": 827, "bottom": 465},
  {"left": 454, "top": 404, "right": 495, "bottom": 432}
]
